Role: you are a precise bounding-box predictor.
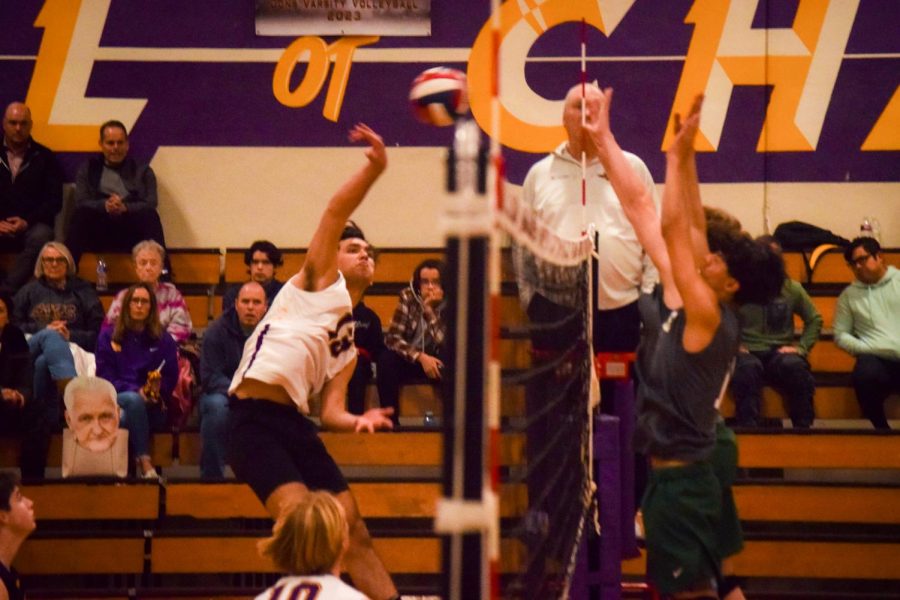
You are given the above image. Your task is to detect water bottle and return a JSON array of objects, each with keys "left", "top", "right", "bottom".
[
  {"left": 96, "top": 258, "right": 108, "bottom": 292},
  {"left": 870, "top": 218, "right": 882, "bottom": 242},
  {"left": 423, "top": 410, "right": 437, "bottom": 427},
  {"left": 859, "top": 217, "right": 874, "bottom": 238}
]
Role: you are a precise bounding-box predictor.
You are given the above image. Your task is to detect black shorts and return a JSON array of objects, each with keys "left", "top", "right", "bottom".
[{"left": 227, "top": 398, "right": 349, "bottom": 504}]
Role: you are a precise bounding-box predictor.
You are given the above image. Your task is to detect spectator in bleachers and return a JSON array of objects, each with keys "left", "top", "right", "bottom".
[
  {"left": 221, "top": 240, "right": 285, "bottom": 311},
  {"left": 13, "top": 242, "right": 103, "bottom": 471},
  {"left": 256, "top": 490, "right": 365, "bottom": 600},
  {"left": 0, "top": 471, "right": 36, "bottom": 600},
  {"left": 834, "top": 237, "right": 900, "bottom": 430},
  {"left": 377, "top": 259, "right": 446, "bottom": 428},
  {"left": 0, "top": 102, "right": 62, "bottom": 292},
  {"left": 0, "top": 292, "right": 44, "bottom": 479},
  {"left": 95, "top": 283, "right": 178, "bottom": 478},
  {"left": 102, "top": 240, "right": 192, "bottom": 343},
  {"left": 199, "top": 281, "right": 267, "bottom": 479},
  {"left": 67, "top": 120, "right": 167, "bottom": 267},
  {"left": 343, "top": 223, "right": 383, "bottom": 415},
  {"left": 730, "top": 236, "right": 823, "bottom": 428}
]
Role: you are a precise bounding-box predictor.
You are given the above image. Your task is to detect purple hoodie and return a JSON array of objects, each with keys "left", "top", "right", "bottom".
[{"left": 95, "top": 326, "right": 178, "bottom": 397}]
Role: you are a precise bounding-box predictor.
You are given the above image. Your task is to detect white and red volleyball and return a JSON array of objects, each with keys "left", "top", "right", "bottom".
[{"left": 409, "top": 67, "right": 469, "bottom": 127}]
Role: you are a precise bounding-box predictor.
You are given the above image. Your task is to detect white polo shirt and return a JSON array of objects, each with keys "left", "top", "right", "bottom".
[{"left": 520, "top": 142, "right": 660, "bottom": 310}]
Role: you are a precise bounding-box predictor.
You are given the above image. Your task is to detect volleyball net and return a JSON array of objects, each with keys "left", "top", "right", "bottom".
[{"left": 499, "top": 194, "right": 597, "bottom": 599}]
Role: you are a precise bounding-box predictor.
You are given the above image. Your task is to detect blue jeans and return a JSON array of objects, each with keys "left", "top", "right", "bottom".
[
  {"left": 28, "top": 329, "right": 78, "bottom": 428},
  {"left": 117, "top": 391, "right": 166, "bottom": 458},
  {"left": 199, "top": 392, "right": 229, "bottom": 479}
]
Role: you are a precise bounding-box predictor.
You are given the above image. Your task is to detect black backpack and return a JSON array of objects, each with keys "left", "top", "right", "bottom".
[{"left": 773, "top": 221, "right": 851, "bottom": 252}]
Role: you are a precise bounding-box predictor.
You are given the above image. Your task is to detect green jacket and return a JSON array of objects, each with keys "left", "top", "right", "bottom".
[
  {"left": 834, "top": 266, "right": 900, "bottom": 360},
  {"left": 738, "top": 279, "right": 822, "bottom": 356}
]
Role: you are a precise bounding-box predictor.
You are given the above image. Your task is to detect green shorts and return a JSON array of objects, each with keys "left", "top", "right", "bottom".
[
  {"left": 641, "top": 461, "right": 721, "bottom": 594},
  {"left": 712, "top": 420, "right": 744, "bottom": 560}
]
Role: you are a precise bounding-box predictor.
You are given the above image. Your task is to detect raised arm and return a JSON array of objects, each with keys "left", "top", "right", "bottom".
[
  {"left": 681, "top": 144, "right": 711, "bottom": 263},
  {"left": 584, "top": 88, "right": 679, "bottom": 307},
  {"left": 661, "top": 95, "right": 722, "bottom": 352},
  {"left": 297, "top": 124, "right": 386, "bottom": 292}
]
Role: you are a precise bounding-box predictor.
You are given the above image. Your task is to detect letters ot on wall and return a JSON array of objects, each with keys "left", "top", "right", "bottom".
[{"left": 2, "top": 1, "right": 897, "bottom": 246}]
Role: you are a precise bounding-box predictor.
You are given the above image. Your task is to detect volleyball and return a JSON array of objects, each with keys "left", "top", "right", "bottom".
[{"left": 409, "top": 67, "right": 469, "bottom": 127}]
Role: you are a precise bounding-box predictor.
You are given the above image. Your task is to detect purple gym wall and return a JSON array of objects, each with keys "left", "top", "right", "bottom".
[{"left": 1, "top": 1, "right": 897, "bottom": 246}]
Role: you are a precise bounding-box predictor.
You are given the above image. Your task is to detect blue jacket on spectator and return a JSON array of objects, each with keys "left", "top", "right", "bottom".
[{"left": 200, "top": 308, "right": 252, "bottom": 396}]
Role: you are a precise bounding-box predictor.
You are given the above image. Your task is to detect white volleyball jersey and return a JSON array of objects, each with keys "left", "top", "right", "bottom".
[
  {"left": 254, "top": 575, "right": 367, "bottom": 600},
  {"left": 229, "top": 273, "right": 356, "bottom": 414}
]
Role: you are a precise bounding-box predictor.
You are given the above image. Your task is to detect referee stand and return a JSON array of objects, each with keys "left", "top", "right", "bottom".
[{"left": 572, "top": 352, "right": 642, "bottom": 599}]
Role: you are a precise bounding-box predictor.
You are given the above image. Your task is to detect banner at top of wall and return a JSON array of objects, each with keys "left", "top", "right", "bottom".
[{"left": 255, "top": 0, "right": 431, "bottom": 36}]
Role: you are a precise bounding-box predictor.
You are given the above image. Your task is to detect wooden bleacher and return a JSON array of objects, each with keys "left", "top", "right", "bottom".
[
  {"left": 809, "top": 246, "right": 900, "bottom": 285},
  {"left": 7, "top": 429, "right": 898, "bottom": 598},
  {"left": 223, "top": 247, "right": 443, "bottom": 287},
  {"left": 219, "top": 247, "right": 447, "bottom": 325}
]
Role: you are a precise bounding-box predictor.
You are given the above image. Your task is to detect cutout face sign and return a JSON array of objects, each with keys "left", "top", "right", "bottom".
[{"left": 65, "top": 389, "right": 120, "bottom": 452}]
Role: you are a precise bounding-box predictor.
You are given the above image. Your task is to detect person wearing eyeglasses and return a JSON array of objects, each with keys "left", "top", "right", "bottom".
[
  {"left": 834, "top": 237, "right": 900, "bottom": 430},
  {"left": 11, "top": 242, "right": 104, "bottom": 477},
  {"left": 95, "top": 283, "right": 178, "bottom": 478},
  {"left": 377, "top": 259, "right": 446, "bottom": 428}
]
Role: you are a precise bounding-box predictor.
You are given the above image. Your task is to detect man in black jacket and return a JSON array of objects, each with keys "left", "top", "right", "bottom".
[
  {"left": 0, "top": 103, "right": 62, "bottom": 292},
  {"left": 198, "top": 281, "right": 268, "bottom": 479},
  {"left": 66, "top": 120, "right": 167, "bottom": 266}
]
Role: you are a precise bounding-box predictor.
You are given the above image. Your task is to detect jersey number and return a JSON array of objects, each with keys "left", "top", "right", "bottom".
[
  {"left": 270, "top": 581, "right": 321, "bottom": 600},
  {"left": 328, "top": 312, "right": 355, "bottom": 358}
]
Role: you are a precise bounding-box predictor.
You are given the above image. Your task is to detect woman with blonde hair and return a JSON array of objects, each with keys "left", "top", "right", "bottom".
[
  {"left": 255, "top": 491, "right": 366, "bottom": 599},
  {"left": 12, "top": 241, "right": 104, "bottom": 477}
]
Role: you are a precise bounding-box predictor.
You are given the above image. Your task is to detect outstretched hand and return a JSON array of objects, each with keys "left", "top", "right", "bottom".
[
  {"left": 668, "top": 94, "right": 703, "bottom": 159},
  {"left": 355, "top": 407, "right": 395, "bottom": 433},
  {"left": 348, "top": 123, "right": 387, "bottom": 172}
]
